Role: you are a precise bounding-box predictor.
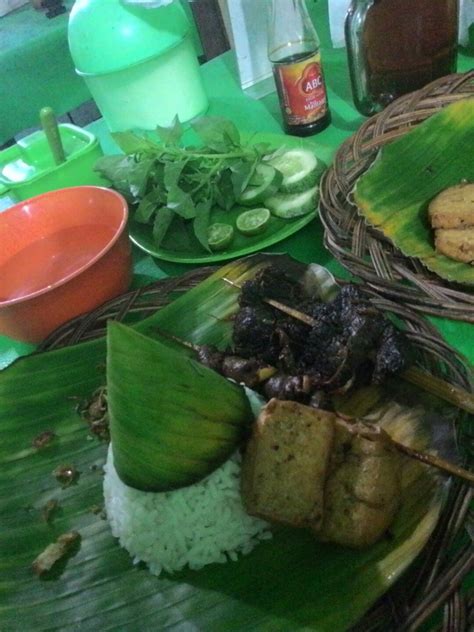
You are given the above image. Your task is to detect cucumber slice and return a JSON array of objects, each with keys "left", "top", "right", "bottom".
[
  {"left": 268, "top": 148, "right": 325, "bottom": 193},
  {"left": 236, "top": 207, "right": 271, "bottom": 236},
  {"left": 207, "top": 223, "right": 234, "bottom": 250},
  {"left": 265, "top": 185, "right": 319, "bottom": 219},
  {"left": 238, "top": 164, "right": 283, "bottom": 206}
]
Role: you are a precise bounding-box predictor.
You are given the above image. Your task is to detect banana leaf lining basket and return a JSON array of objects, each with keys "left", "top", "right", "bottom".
[
  {"left": 31, "top": 263, "right": 474, "bottom": 632},
  {"left": 318, "top": 71, "right": 474, "bottom": 323}
]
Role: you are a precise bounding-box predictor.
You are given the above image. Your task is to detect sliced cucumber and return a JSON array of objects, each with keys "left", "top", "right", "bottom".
[
  {"left": 268, "top": 148, "right": 325, "bottom": 193},
  {"left": 265, "top": 184, "right": 319, "bottom": 219},
  {"left": 236, "top": 207, "right": 271, "bottom": 236},
  {"left": 238, "top": 164, "right": 283, "bottom": 206}
]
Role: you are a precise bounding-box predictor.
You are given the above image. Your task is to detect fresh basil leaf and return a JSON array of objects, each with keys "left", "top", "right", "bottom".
[
  {"left": 213, "top": 168, "right": 235, "bottom": 210},
  {"left": 152, "top": 207, "right": 174, "bottom": 246},
  {"left": 230, "top": 160, "right": 256, "bottom": 196},
  {"left": 94, "top": 155, "right": 130, "bottom": 185},
  {"left": 252, "top": 142, "right": 275, "bottom": 158},
  {"left": 191, "top": 116, "right": 240, "bottom": 150},
  {"left": 164, "top": 161, "right": 186, "bottom": 190},
  {"left": 156, "top": 116, "right": 183, "bottom": 146},
  {"left": 112, "top": 132, "right": 153, "bottom": 155},
  {"left": 148, "top": 161, "right": 165, "bottom": 191},
  {"left": 193, "top": 200, "right": 212, "bottom": 252},
  {"left": 134, "top": 189, "right": 163, "bottom": 224},
  {"left": 167, "top": 185, "right": 196, "bottom": 219},
  {"left": 129, "top": 158, "right": 155, "bottom": 199},
  {"left": 95, "top": 155, "right": 152, "bottom": 201}
]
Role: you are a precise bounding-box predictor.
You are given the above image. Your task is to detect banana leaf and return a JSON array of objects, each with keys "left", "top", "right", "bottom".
[
  {"left": 107, "top": 321, "right": 253, "bottom": 491},
  {"left": 0, "top": 254, "right": 459, "bottom": 631},
  {"left": 354, "top": 98, "right": 474, "bottom": 285}
]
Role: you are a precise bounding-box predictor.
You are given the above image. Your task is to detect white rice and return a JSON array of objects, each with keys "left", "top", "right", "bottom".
[{"left": 103, "top": 446, "right": 272, "bottom": 576}]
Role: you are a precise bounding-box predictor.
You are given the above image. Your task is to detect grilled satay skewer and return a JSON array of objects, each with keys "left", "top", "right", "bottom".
[
  {"left": 153, "top": 327, "right": 474, "bottom": 485},
  {"left": 151, "top": 328, "right": 277, "bottom": 387},
  {"left": 223, "top": 278, "right": 474, "bottom": 416}
]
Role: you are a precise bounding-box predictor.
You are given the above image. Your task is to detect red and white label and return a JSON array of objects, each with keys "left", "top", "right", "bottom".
[{"left": 274, "top": 52, "right": 328, "bottom": 125}]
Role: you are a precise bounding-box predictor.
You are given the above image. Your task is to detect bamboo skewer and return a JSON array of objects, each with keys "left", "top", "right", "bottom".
[
  {"left": 153, "top": 325, "right": 474, "bottom": 485},
  {"left": 336, "top": 417, "right": 474, "bottom": 485},
  {"left": 223, "top": 278, "right": 474, "bottom": 415}
]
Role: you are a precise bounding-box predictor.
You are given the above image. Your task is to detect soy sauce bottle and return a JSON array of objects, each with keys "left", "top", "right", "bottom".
[{"left": 268, "top": 0, "right": 331, "bottom": 136}]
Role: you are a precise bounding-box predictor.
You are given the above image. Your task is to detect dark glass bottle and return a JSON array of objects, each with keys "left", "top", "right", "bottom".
[
  {"left": 345, "top": 0, "right": 458, "bottom": 116},
  {"left": 268, "top": 0, "right": 331, "bottom": 136}
]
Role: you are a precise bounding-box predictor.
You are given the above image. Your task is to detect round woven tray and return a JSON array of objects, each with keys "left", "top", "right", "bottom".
[
  {"left": 319, "top": 71, "right": 474, "bottom": 323},
  {"left": 39, "top": 265, "right": 474, "bottom": 632}
]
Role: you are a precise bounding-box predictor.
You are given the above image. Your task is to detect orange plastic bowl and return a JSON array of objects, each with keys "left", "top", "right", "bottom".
[{"left": 0, "top": 186, "right": 132, "bottom": 343}]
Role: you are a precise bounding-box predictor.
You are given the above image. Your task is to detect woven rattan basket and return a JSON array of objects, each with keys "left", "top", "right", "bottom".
[
  {"left": 319, "top": 71, "right": 474, "bottom": 323},
  {"left": 39, "top": 264, "right": 473, "bottom": 632}
]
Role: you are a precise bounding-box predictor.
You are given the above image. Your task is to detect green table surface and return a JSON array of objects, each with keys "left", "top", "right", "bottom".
[
  {"left": 0, "top": 0, "right": 89, "bottom": 143},
  {"left": 0, "top": 0, "right": 203, "bottom": 144},
  {"left": 1, "top": 0, "right": 473, "bottom": 373}
]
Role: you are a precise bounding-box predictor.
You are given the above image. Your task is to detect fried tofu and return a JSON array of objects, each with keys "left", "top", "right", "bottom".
[
  {"left": 241, "top": 399, "right": 401, "bottom": 548},
  {"left": 318, "top": 425, "right": 401, "bottom": 548},
  {"left": 240, "top": 399, "right": 335, "bottom": 530}
]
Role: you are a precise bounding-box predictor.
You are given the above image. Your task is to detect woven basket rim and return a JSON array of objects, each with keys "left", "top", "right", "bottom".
[
  {"left": 38, "top": 258, "right": 474, "bottom": 632},
  {"left": 319, "top": 70, "right": 474, "bottom": 324}
]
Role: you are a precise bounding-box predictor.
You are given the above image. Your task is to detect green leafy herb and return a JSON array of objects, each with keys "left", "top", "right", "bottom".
[
  {"left": 95, "top": 116, "right": 273, "bottom": 250},
  {"left": 193, "top": 200, "right": 212, "bottom": 252},
  {"left": 153, "top": 207, "right": 175, "bottom": 245}
]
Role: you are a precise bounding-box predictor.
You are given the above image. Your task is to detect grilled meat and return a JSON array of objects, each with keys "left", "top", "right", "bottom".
[{"left": 232, "top": 266, "right": 411, "bottom": 400}]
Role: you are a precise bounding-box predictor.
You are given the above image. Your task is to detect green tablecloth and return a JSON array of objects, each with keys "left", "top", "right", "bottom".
[
  {"left": 1, "top": 0, "right": 473, "bottom": 372},
  {"left": 0, "top": 0, "right": 203, "bottom": 144},
  {"left": 0, "top": 0, "right": 88, "bottom": 143}
]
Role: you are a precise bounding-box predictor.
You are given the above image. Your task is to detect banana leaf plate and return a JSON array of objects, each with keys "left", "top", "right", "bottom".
[
  {"left": 354, "top": 98, "right": 474, "bottom": 286},
  {"left": 1, "top": 254, "right": 472, "bottom": 631},
  {"left": 319, "top": 71, "right": 474, "bottom": 322},
  {"left": 129, "top": 132, "right": 326, "bottom": 264}
]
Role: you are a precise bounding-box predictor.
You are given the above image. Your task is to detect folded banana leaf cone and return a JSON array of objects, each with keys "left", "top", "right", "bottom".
[{"left": 0, "top": 253, "right": 471, "bottom": 631}]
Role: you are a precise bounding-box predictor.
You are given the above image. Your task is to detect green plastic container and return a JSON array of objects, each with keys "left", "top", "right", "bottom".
[
  {"left": 68, "top": 0, "right": 209, "bottom": 132},
  {"left": 0, "top": 124, "right": 105, "bottom": 203}
]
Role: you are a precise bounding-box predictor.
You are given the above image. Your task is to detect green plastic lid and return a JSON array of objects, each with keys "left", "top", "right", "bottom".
[{"left": 68, "top": 0, "right": 191, "bottom": 76}]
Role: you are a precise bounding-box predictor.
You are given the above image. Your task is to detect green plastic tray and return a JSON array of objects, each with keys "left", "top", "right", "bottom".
[{"left": 0, "top": 124, "right": 106, "bottom": 202}]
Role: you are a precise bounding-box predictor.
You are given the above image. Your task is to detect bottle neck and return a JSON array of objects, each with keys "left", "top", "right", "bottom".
[{"left": 268, "top": 0, "right": 320, "bottom": 63}]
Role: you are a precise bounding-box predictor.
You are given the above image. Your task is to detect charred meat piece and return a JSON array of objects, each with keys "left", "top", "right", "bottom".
[
  {"left": 78, "top": 387, "right": 110, "bottom": 442},
  {"left": 241, "top": 399, "right": 335, "bottom": 530},
  {"left": 372, "top": 324, "right": 412, "bottom": 384},
  {"left": 232, "top": 305, "right": 278, "bottom": 363},
  {"left": 32, "top": 531, "right": 81, "bottom": 576},
  {"left": 238, "top": 266, "right": 304, "bottom": 308},
  {"left": 298, "top": 285, "right": 385, "bottom": 383},
  {"left": 232, "top": 269, "right": 411, "bottom": 394},
  {"left": 197, "top": 344, "right": 276, "bottom": 388},
  {"left": 221, "top": 356, "right": 275, "bottom": 389},
  {"left": 196, "top": 345, "right": 225, "bottom": 372},
  {"left": 263, "top": 374, "right": 315, "bottom": 402}
]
